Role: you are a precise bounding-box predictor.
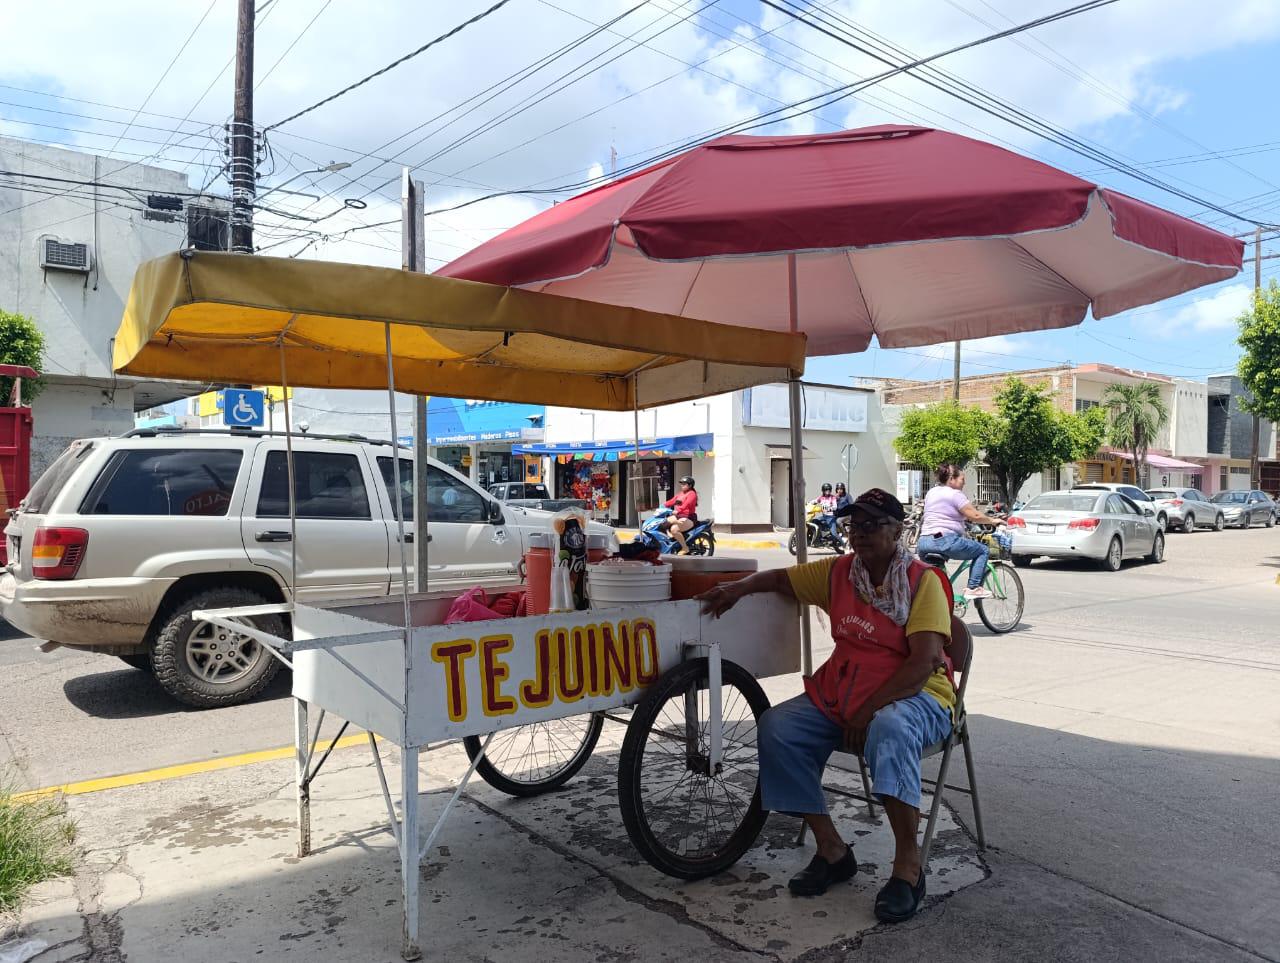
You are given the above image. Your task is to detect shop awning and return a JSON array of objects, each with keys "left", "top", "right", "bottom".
[
  {"left": 1108, "top": 450, "right": 1202, "bottom": 471},
  {"left": 514, "top": 433, "right": 713, "bottom": 460}
]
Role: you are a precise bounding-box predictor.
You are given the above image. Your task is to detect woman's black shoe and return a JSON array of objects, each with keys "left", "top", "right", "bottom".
[
  {"left": 787, "top": 845, "right": 856, "bottom": 896},
  {"left": 874, "top": 871, "right": 926, "bottom": 923}
]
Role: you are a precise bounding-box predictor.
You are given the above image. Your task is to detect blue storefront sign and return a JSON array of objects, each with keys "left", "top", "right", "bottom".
[{"left": 423, "top": 399, "right": 545, "bottom": 445}]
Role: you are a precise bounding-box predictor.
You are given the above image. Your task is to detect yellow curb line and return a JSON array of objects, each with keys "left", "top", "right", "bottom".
[
  {"left": 614, "top": 530, "right": 786, "bottom": 551},
  {"left": 13, "top": 732, "right": 370, "bottom": 803}
]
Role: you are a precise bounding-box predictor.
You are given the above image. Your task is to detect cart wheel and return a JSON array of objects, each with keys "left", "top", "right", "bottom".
[
  {"left": 463, "top": 713, "right": 604, "bottom": 797},
  {"left": 618, "top": 657, "right": 770, "bottom": 879}
]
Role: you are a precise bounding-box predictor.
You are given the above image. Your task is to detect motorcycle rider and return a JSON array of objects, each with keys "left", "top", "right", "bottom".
[
  {"left": 834, "top": 482, "right": 853, "bottom": 544},
  {"left": 662, "top": 476, "right": 699, "bottom": 555},
  {"left": 815, "top": 483, "right": 844, "bottom": 549}
]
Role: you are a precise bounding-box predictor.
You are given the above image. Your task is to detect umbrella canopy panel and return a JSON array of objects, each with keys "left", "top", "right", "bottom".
[
  {"left": 113, "top": 252, "right": 805, "bottom": 410},
  {"left": 439, "top": 126, "right": 1243, "bottom": 355}
]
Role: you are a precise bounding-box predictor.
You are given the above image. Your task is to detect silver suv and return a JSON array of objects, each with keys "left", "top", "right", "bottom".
[{"left": 2, "top": 428, "right": 616, "bottom": 708}]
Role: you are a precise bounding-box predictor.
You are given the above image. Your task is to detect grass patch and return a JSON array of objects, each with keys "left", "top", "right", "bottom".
[{"left": 0, "top": 775, "right": 76, "bottom": 913}]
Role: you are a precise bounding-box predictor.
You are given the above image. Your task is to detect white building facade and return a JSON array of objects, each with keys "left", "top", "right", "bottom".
[
  {"left": 538, "top": 382, "right": 895, "bottom": 530},
  {"left": 0, "top": 137, "right": 217, "bottom": 476}
]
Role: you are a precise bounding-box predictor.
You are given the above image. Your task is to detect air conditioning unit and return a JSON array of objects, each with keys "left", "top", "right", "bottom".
[{"left": 39, "top": 238, "right": 93, "bottom": 273}]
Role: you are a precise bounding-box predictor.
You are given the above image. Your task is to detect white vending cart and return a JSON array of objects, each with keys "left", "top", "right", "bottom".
[{"left": 113, "top": 251, "right": 812, "bottom": 960}]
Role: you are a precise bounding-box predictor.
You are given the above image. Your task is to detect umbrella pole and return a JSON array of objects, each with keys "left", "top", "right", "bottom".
[
  {"left": 383, "top": 323, "right": 413, "bottom": 640},
  {"left": 787, "top": 255, "right": 813, "bottom": 676}
]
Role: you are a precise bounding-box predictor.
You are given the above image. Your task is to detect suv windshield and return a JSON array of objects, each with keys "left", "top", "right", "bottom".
[
  {"left": 1212, "top": 491, "right": 1247, "bottom": 504},
  {"left": 22, "top": 440, "right": 95, "bottom": 513},
  {"left": 1027, "top": 492, "right": 1101, "bottom": 512}
]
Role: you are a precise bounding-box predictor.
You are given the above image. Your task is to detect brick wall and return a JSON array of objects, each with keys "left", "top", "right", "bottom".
[{"left": 882, "top": 367, "right": 1070, "bottom": 411}]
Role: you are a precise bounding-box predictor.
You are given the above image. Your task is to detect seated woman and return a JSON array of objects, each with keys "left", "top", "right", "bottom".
[
  {"left": 698, "top": 488, "right": 955, "bottom": 924},
  {"left": 915, "top": 464, "right": 1004, "bottom": 600}
]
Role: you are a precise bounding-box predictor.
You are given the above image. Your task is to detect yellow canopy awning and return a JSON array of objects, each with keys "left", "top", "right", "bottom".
[{"left": 113, "top": 252, "right": 805, "bottom": 410}]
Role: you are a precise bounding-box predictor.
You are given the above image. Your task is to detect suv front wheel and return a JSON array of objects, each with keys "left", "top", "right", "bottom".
[{"left": 150, "top": 587, "right": 285, "bottom": 708}]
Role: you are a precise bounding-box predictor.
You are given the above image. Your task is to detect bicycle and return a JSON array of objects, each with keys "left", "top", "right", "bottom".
[
  {"left": 918, "top": 529, "right": 1025, "bottom": 634},
  {"left": 902, "top": 503, "right": 924, "bottom": 554}
]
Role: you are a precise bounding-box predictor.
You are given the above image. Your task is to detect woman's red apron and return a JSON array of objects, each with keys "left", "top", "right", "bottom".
[{"left": 803, "top": 555, "right": 956, "bottom": 727}]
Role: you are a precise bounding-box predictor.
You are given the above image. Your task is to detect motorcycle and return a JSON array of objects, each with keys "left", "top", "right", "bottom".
[
  {"left": 632, "top": 507, "right": 717, "bottom": 556},
  {"left": 788, "top": 501, "right": 847, "bottom": 555}
]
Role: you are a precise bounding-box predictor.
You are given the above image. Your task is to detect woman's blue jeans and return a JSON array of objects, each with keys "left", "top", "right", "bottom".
[{"left": 917, "top": 531, "right": 988, "bottom": 589}]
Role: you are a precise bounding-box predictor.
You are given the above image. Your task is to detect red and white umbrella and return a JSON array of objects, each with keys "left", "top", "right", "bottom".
[{"left": 439, "top": 125, "right": 1243, "bottom": 353}]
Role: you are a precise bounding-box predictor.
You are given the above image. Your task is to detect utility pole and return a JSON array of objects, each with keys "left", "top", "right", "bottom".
[
  {"left": 403, "top": 170, "right": 429, "bottom": 593},
  {"left": 229, "top": 0, "right": 256, "bottom": 253},
  {"left": 952, "top": 340, "right": 961, "bottom": 400},
  {"left": 1250, "top": 226, "right": 1262, "bottom": 488}
]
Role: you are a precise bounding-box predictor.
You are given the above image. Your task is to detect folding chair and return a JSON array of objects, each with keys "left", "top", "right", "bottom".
[{"left": 797, "top": 614, "right": 986, "bottom": 868}]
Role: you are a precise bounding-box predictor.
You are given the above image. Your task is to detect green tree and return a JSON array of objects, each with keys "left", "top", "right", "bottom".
[
  {"left": 1103, "top": 381, "right": 1169, "bottom": 488},
  {"left": 0, "top": 309, "right": 45, "bottom": 405},
  {"left": 893, "top": 401, "right": 989, "bottom": 471},
  {"left": 980, "top": 379, "right": 1105, "bottom": 506},
  {"left": 1237, "top": 280, "right": 1280, "bottom": 424}
]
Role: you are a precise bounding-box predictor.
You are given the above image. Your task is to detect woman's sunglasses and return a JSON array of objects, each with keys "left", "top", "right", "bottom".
[{"left": 845, "top": 517, "right": 896, "bottom": 535}]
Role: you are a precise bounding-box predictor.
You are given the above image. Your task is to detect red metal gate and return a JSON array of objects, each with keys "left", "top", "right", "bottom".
[{"left": 0, "top": 364, "right": 38, "bottom": 566}]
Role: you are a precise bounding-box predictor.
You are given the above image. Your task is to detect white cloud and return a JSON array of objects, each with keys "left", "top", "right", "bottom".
[{"left": 1140, "top": 281, "right": 1252, "bottom": 334}]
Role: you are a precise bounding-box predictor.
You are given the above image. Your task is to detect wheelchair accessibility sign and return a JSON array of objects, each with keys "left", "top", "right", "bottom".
[{"left": 223, "top": 388, "right": 265, "bottom": 427}]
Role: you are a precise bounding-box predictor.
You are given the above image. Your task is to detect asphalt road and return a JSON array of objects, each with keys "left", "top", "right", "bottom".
[{"left": 2, "top": 528, "right": 1276, "bottom": 790}]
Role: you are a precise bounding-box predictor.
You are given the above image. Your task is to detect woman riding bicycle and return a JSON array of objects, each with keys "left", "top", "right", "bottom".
[{"left": 916, "top": 464, "right": 1004, "bottom": 601}]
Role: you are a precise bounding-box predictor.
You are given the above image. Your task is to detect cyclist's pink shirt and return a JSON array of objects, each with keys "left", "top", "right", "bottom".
[{"left": 920, "top": 485, "right": 970, "bottom": 536}]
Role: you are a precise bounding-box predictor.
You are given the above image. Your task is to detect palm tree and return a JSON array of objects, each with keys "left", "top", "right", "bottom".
[{"left": 1102, "top": 383, "right": 1170, "bottom": 487}]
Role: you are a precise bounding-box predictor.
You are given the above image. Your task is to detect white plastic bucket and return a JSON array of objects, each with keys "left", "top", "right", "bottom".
[{"left": 587, "top": 560, "right": 672, "bottom": 608}]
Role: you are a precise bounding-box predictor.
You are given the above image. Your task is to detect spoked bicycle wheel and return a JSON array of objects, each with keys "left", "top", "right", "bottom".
[
  {"left": 618, "top": 657, "right": 770, "bottom": 879},
  {"left": 975, "top": 560, "right": 1025, "bottom": 634},
  {"left": 463, "top": 713, "right": 604, "bottom": 797}
]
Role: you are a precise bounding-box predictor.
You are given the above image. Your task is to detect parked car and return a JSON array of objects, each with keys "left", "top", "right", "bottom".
[
  {"left": 1071, "top": 483, "right": 1166, "bottom": 529},
  {"left": 1209, "top": 489, "right": 1277, "bottom": 528},
  {"left": 1, "top": 428, "right": 618, "bottom": 708},
  {"left": 1008, "top": 489, "right": 1164, "bottom": 571},
  {"left": 1144, "top": 487, "right": 1224, "bottom": 532},
  {"left": 487, "top": 481, "right": 588, "bottom": 513}
]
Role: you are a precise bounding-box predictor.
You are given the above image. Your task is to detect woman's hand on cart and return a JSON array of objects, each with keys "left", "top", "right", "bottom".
[
  {"left": 697, "top": 569, "right": 794, "bottom": 618},
  {"left": 698, "top": 580, "right": 748, "bottom": 618}
]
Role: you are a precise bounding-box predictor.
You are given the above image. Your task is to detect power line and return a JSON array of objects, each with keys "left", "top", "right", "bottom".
[
  {"left": 260, "top": 0, "right": 1153, "bottom": 240},
  {"left": 262, "top": 0, "right": 654, "bottom": 224},
  {"left": 103, "top": 0, "right": 219, "bottom": 160},
  {"left": 406, "top": 0, "right": 1133, "bottom": 221},
  {"left": 256, "top": 0, "right": 335, "bottom": 91},
  {"left": 948, "top": 0, "right": 1280, "bottom": 195},
  {"left": 266, "top": 0, "right": 521, "bottom": 131},
  {"left": 761, "top": 0, "right": 1278, "bottom": 227}
]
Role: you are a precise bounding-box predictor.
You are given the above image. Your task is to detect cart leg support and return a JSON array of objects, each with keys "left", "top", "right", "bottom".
[
  {"left": 401, "top": 745, "right": 421, "bottom": 961},
  {"left": 293, "top": 699, "right": 310, "bottom": 858}
]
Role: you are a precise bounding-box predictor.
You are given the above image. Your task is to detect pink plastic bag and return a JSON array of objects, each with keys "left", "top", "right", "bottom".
[{"left": 444, "top": 586, "right": 503, "bottom": 624}]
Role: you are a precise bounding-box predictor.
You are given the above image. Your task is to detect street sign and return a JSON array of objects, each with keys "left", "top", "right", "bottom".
[{"left": 223, "top": 388, "right": 265, "bottom": 428}]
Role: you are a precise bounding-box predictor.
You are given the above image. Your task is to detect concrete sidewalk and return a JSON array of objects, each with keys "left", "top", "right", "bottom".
[{"left": 2, "top": 715, "right": 986, "bottom": 962}]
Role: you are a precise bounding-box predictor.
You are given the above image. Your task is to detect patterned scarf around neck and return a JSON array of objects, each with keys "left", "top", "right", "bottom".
[{"left": 849, "top": 543, "right": 914, "bottom": 626}]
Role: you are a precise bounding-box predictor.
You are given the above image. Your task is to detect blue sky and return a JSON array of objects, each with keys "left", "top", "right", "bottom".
[{"left": 2, "top": 0, "right": 1276, "bottom": 387}]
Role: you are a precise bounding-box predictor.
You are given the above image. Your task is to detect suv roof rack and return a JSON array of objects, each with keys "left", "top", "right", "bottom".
[{"left": 122, "top": 426, "right": 400, "bottom": 447}]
